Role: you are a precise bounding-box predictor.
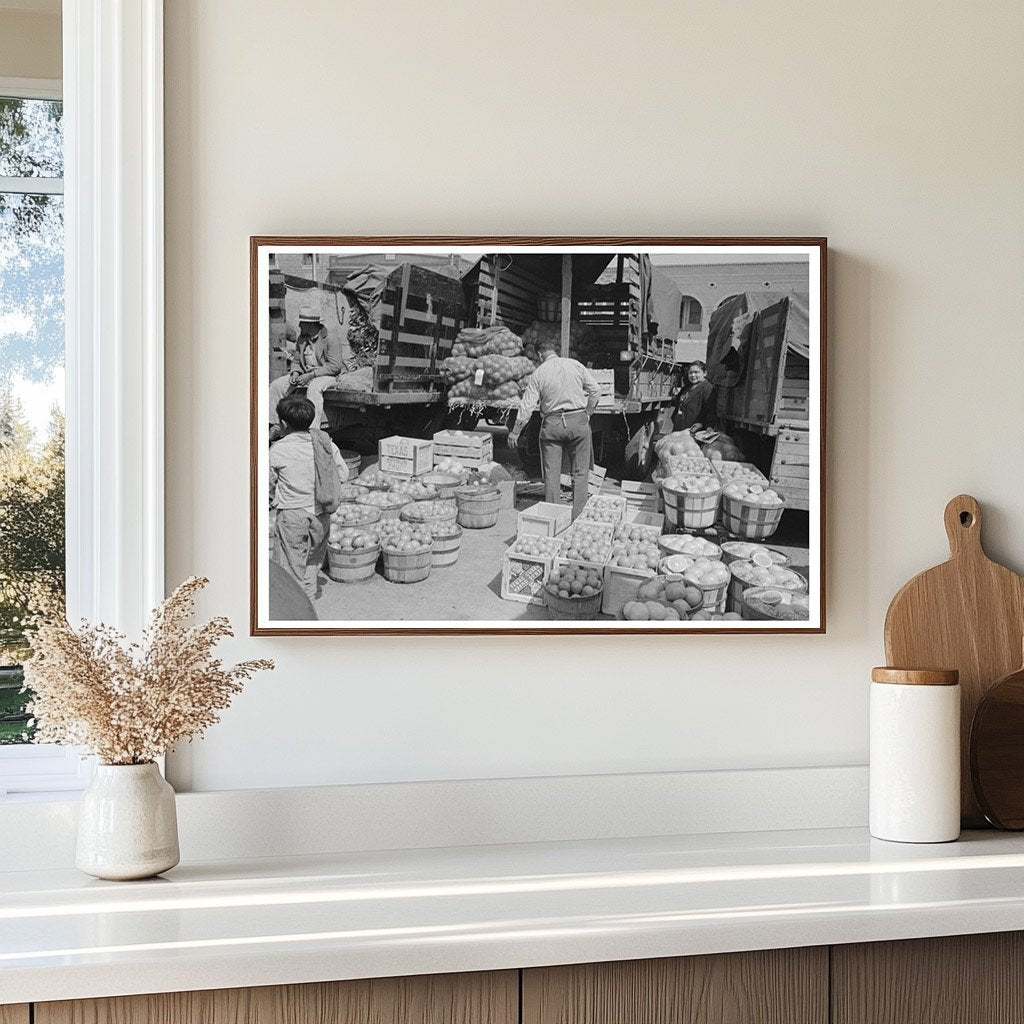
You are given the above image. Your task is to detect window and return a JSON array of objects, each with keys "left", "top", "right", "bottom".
[
  {"left": 0, "top": 11, "right": 166, "bottom": 797},
  {"left": 0, "top": 82, "right": 83, "bottom": 795},
  {"left": 680, "top": 295, "right": 703, "bottom": 330},
  {"left": 0, "top": 89, "right": 64, "bottom": 741}
]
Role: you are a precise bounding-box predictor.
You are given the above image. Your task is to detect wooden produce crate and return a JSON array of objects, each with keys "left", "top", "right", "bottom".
[
  {"left": 518, "top": 501, "right": 572, "bottom": 538},
  {"left": 578, "top": 493, "right": 628, "bottom": 526},
  {"left": 558, "top": 522, "right": 615, "bottom": 571},
  {"left": 500, "top": 549, "right": 553, "bottom": 606},
  {"left": 623, "top": 508, "right": 665, "bottom": 531},
  {"left": 602, "top": 563, "right": 656, "bottom": 617},
  {"left": 379, "top": 436, "right": 433, "bottom": 477},
  {"left": 662, "top": 455, "right": 715, "bottom": 478},
  {"left": 713, "top": 460, "right": 769, "bottom": 486},
  {"left": 559, "top": 464, "right": 608, "bottom": 496},
  {"left": 590, "top": 369, "right": 616, "bottom": 410},
  {"left": 621, "top": 480, "right": 662, "bottom": 514},
  {"left": 432, "top": 429, "right": 494, "bottom": 469}
]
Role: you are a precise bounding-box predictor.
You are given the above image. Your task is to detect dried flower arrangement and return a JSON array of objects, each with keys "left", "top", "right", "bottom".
[{"left": 23, "top": 577, "right": 273, "bottom": 765}]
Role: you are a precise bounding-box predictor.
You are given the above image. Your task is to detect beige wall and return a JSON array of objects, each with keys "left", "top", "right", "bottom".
[
  {"left": 0, "top": 9, "right": 60, "bottom": 81},
  {"left": 164, "top": 0, "right": 1024, "bottom": 791}
]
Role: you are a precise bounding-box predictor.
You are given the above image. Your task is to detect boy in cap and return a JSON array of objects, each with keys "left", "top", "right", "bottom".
[
  {"left": 268, "top": 304, "right": 347, "bottom": 437},
  {"left": 269, "top": 393, "right": 349, "bottom": 599}
]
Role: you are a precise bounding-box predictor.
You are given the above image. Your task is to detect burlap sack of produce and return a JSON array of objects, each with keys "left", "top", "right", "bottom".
[
  {"left": 332, "top": 366, "right": 373, "bottom": 393},
  {"left": 452, "top": 324, "right": 522, "bottom": 359},
  {"left": 701, "top": 432, "right": 745, "bottom": 462},
  {"left": 655, "top": 430, "right": 703, "bottom": 470},
  {"left": 439, "top": 354, "right": 475, "bottom": 384}
]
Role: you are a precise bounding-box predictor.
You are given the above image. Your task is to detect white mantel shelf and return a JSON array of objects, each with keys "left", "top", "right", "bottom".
[{"left": 5, "top": 826, "right": 1024, "bottom": 1004}]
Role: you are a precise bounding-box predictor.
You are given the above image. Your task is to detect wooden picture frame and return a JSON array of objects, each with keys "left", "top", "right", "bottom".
[{"left": 251, "top": 237, "right": 827, "bottom": 635}]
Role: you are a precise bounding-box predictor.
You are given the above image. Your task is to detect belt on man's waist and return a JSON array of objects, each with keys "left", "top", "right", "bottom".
[{"left": 542, "top": 408, "right": 588, "bottom": 422}]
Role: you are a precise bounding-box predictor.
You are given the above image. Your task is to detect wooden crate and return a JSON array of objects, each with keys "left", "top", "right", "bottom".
[
  {"left": 379, "top": 436, "right": 433, "bottom": 477},
  {"left": 591, "top": 369, "right": 615, "bottom": 410},
  {"left": 713, "top": 460, "right": 769, "bottom": 486},
  {"left": 602, "top": 563, "right": 656, "bottom": 616},
  {"left": 518, "top": 501, "right": 572, "bottom": 537},
  {"left": 373, "top": 262, "right": 465, "bottom": 395},
  {"left": 621, "top": 480, "right": 662, "bottom": 513},
  {"left": 501, "top": 550, "right": 552, "bottom": 606},
  {"left": 559, "top": 465, "right": 608, "bottom": 496},
  {"left": 558, "top": 522, "right": 615, "bottom": 569},
  {"left": 623, "top": 508, "right": 665, "bottom": 531},
  {"left": 432, "top": 429, "right": 494, "bottom": 468},
  {"left": 579, "top": 493, "right": 628, "bottom": 525}
]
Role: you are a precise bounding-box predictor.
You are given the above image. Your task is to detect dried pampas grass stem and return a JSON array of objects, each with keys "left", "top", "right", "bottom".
[{"left": 23, "top": 577, "right": 273, "bottom": 765}]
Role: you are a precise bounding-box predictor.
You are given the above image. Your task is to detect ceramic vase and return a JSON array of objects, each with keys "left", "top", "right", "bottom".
[{"left": 76, "top": 762, "right": 180, "bottom": 880}]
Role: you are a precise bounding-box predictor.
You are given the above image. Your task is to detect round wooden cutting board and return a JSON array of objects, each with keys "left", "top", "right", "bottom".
[
  {"left": 970, "top": 653, "right": 1024, "bottom": 829},
  {"left": 884, "top": 495, "right": 1024, "bottom": 827}
]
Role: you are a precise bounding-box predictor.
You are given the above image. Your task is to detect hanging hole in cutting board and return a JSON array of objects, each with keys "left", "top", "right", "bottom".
[{"left": 960, "top": 511, "right": 974, "bottom": 527}]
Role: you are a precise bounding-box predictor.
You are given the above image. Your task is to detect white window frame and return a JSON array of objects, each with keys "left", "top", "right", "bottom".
[
  {"left": 0, "top": 75, "right": 84, "bottom": 795},
  {"left": 0, "top": 0, "right": 165, "bottom": 797}
]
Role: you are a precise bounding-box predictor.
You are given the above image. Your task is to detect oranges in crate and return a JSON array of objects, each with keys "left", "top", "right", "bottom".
[{"left": 547, "top": 565, "right": 602, "bottom": 600}]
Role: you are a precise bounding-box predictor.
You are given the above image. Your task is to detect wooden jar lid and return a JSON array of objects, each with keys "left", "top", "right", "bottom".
[{"left": 871, "top": 667, "right": 960, "bottom": 686}]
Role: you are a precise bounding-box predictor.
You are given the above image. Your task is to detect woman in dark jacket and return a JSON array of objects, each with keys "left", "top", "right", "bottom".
[{"left": 671, "top": 360, "right": 716, "bottom": 431}]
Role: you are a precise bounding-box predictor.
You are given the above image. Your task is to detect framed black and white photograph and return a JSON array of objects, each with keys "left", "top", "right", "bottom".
[{"left": 250, "top": 237, "right": 826, "bottom": 635}]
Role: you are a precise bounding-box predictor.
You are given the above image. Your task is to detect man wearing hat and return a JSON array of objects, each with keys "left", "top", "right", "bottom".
[{"left": 268, "top": 304, "right": 346, "bottom": 435}]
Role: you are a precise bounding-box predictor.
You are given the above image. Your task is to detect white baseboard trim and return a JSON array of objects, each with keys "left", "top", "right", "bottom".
[{"left": 0, "top": 765, "right": 867, "bottom": 871}]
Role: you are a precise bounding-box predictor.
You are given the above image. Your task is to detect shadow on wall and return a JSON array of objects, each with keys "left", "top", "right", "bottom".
[{"left": 827, "top": 250, "right": 872, "bottom": 637}]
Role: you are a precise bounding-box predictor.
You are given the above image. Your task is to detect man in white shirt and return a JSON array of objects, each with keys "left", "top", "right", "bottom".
[{"left": 507, "top": 337, "right": 601, "bottom": 520}]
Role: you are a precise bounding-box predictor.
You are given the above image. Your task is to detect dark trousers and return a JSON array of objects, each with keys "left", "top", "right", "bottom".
[{"left": 540, "top": 411, "right": 593, "bottom": 520}]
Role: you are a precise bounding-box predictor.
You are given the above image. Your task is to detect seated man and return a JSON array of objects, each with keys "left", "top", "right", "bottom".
[{"left": 269, "top": 305, "right": 346, "bottom": 434}]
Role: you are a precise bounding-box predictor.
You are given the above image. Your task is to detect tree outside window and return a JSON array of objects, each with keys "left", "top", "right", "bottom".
[{"left": 0, "top": 95, "right": 65, "bottom": 744}]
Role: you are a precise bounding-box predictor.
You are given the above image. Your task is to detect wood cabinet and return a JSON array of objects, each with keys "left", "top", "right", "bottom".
[
  {"left": 831, "top": 932, "right": 1024, "bottom": 1024},
  {"left": 13, "top": 933, "right": 1024, "bottom": 1024},
  {"left": 34, "top": 972, "right": 517, "bottom": 1024},
  {"left": 522, "top": 948, "right": 828, "bottom": 1024}
]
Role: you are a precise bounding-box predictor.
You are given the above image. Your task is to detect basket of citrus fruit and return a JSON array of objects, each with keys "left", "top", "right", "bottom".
[
  {"left": 544, "top": 563, "right": 604, "bottom": 620},
  {"left": 680, "top": 558, "right": 733, "bottom": 613},
  {"left": 326, "top": 525, "right": 380, "bottom": 583},
  {"left": 660, "top": 473, "right": 722, "bottom": 530},
  {"left": 620, "top": 576, "right": 704, "bottom": 622},
  {"left": 720, "top": 482, "right": 786, "bottom": 539}
]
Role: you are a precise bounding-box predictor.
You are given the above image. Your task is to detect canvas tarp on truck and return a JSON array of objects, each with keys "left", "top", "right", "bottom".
[
  {"left": 705, "top": 290, "right": 810, "bottom": 432},
  {"left": 636, "top": 254, "right": 684, "bottom": 341}
]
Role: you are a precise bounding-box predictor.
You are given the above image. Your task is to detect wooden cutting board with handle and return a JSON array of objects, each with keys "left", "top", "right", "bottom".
[{"left": 884, "top": 494, "right": 1024, "bottom": 826}]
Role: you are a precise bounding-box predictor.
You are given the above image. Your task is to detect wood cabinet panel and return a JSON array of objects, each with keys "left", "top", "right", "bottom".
[
  {"left": 0, "top": 1007, "right": 30, "bottom": 1024},
  {"left": 36, "top": 971, "right": 518, "bottom": 1024},
  {"left": 522, "top": 948, "right": 828, "bottom": 1024},
  {"left": 832, "top": 932, "right": 1024, "bottom": 1024}
]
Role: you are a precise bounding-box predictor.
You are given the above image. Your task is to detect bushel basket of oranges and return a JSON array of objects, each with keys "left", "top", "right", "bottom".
[
  {"left": 327, "top": 525, "right": 381, "bottom": 584},
  {"left": 720, "top": 482, "right": 786, "bottom": 540},
  {"left": 660, "top": 474, "right": 722, "bottom": 531},
  {"left": 544, "top": 564, "right": 604, "bottom": 620},
  {"left": 379, "top": 522, "right": 434, "bottom": 583}
]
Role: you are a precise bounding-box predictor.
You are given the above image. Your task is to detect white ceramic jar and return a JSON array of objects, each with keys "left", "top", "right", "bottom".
[
  {"left": 870, "top": 667, "right": 961, "bottom": 843},
  {"left": 76, "top": 762, "right": 180, "bottom": 880}
]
